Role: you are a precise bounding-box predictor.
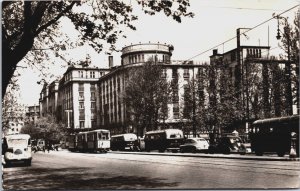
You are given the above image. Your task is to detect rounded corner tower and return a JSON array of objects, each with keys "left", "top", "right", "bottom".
[{"left": 121, "top": 43, "right": 174, "bottom": 65}]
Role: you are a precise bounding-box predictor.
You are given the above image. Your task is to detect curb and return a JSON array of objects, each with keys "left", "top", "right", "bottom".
[{"left": 110, "top": 151, "right": 300, "bottom": 161}]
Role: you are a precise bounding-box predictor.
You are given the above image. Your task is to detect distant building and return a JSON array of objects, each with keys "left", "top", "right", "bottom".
[
  {"left": 57, "top": 65, "right": 110, "bottom": 129},
  {"left": 25, "top": 105, "right": 40, "bottom": 124},
  {"left": 4, "top": 121, "right": 24, "bottom": 135},
  {"left": 39, "top": 63, "right": 110, "bottom": 130}
]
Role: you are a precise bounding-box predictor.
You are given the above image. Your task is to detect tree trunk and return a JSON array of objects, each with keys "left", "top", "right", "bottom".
[{"left": 2, "top": 35, "right": 34, "bottom": 98}]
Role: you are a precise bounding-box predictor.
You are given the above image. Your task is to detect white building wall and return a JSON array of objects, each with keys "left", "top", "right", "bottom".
[
  {"left": 84, "top": 83, "right": 91, "bottom": 128},
  {"left": 73, "top": 83, "right": 79, "bottom": 129},
  {"left": 178, "top": 68, "right": 185, "bottom": 118}
]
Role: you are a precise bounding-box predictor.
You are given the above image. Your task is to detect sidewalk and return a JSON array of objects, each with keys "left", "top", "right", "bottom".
[{"left": 110, "top": 151, "right": 300, "bottom": 161}]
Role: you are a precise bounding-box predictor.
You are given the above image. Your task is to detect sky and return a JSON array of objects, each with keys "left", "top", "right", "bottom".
[{"left": 14, "top": 0, "right": 300, "bottom": 106}]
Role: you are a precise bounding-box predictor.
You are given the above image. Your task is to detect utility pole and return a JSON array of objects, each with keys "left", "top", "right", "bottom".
[
  {"left": 192, "top": 67, "right": 196, "bottom": 137},
  {"left": 237, "top": 28, "right": 251, "bottom": 120}
]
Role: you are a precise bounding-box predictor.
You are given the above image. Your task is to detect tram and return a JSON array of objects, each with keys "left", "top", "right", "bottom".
[{"left": 67, "top": 129, "right": 110, "bottom": 153}]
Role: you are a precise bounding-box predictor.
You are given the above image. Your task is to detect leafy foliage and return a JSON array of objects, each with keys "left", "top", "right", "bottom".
[
  {"left": 122, "top": 62, "right": 171, "bottom": 136},
  {"left": 2, "top": 0, "right": 194, "bottom": 98},
  {"left": 20, "top": 115, "right": 66, "bottom": 143},
  {"left": 2, "top": 79, "right": 25, "bottom": 131}
]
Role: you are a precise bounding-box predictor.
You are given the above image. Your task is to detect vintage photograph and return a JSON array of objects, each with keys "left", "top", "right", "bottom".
[{"left": 2, "top": 0, "right": 300, "bottom": 190}]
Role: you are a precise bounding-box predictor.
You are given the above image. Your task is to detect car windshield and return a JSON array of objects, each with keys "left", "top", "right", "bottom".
[
  {"left": 197, "top": 138, "right": 207, "bottom": 142},
  {"left": 7, "top": 139, "right": 28, "bottom": 147}
]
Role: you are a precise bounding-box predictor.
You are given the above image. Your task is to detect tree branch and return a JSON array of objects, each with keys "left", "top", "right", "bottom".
[
  {"left": 35, "top": 1, "right": 76, "bottom": 36},
  {"left": 2, "top": 1, "right": 14, "bottom": 9}
]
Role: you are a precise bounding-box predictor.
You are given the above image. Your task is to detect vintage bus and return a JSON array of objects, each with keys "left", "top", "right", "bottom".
[
  {"left": 110, "top": 133, "right": 138, "bottom": 151},
  {"left": 250, "top": 115, "right": 299, "bottom": 157},
  {"left": 144, "top": 129, "right": 184, "bottom": 152},
  {"left": 67, "top": 129, "right": 110, "bottom": 153},
  {"left": 2, "top": 134, "right": 32, "bottom": 166}
]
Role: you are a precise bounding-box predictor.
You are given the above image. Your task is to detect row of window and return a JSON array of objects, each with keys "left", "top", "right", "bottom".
[
  {"left": 78, "top": 71, "right": 96, "bottom": 78},
  {"left": 79, "top": 120, "right": 97, "bottom": 128},
  {"left": 79, "top": 102, "right": 96, "bottom": 109},
  {"left": 128, "top": 54, "right": 171, "bottom": 64},
  {"left": 79, "top": 91, "right": 96, "bottom": 100},
  {"left": 246, "top": 48, "right": 262, "bottom": 58}
]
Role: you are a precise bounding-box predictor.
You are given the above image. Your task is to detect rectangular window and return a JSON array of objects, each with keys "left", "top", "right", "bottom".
[
  {"left": 79, "top": 121, "right": 85, "bottom": 128},
  {"left": 90, "top": 71, "right": 95, "bottom": 78},
  {"left": 91, "top": 120, "right": 96, "bottom": 128},
  {"left": 79, "top": 110, "right": 85, "bottom": 120},
  {"left": 91, "top": 92, "right": 95, "bottom": 101},
  {"left": 173, "top": 103, "right": 179, "bottom": 119},
  {"left": 78, "top": 71, "right": 84, "bottom": 78},
  {"left": 79, "top": 83, "right": 84, "bottom": 91},
  {"left": 183, "top": 69, "right": 189, "bottom": 78},
  {"left": 91, "top": 102, "right": 96, "bottom": 109},
  {"left": 79, "top": 92, "right": 84, "bottom": 100},
  {"left": 79, "top": 102, "right": 84, "bottom": 109},
  {"left": 172, "top": 68, "right": 178, "bottom": 78}
]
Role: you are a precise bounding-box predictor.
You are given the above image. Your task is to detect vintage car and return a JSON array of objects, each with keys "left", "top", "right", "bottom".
[
  {"left": 208, "top": 136, "right": 247, "bottom": 155},
  {"left": 180, "top": 138, "right": 209, "bottom": 153}
]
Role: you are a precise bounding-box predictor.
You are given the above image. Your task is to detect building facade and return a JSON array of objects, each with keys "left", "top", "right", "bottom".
[
  {"left": 25, "top": 105, "right": 40, "bottom": 124},
  {"left": 57, "top": 65, "right": 110, "bottom": 130},
  {"left": 38, "top": 43, "right": 206, "bottom": 136},
  {"left": 97, "top": 43, "right": 206, "bottom": 135},
  {"left": 39, "top": 64, "right": 110, "bottom": 131}
]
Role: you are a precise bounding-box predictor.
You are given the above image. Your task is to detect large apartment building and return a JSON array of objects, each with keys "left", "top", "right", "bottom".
[
  {"left": 97, "top": 43, "right": 206, "bottom": 135},
  {"left": 39, "top": 43, "right": 206, "bottom": 135},
  {"left": 39, "top": 64, "right": 110, "bottom": 130}
]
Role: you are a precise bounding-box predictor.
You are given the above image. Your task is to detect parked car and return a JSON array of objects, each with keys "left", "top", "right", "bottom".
[
  {"left": 208, "top": 136, "right": 247, "bottom": 154},
  {"left": 180, "top": 138, "right": 209, "bottom": 153}
]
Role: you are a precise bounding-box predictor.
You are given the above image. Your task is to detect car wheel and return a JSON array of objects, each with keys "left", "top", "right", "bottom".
[
  {"left": 222, "top": 147, "right": 230, "bottom": 154},
  {"left": 255, "top": 150, "right": 263, "bottom": 156},
  {"left": 25, "top": 159, "right": 32, "bottom": 166},
  {"left": 4, "top": 161, "right": 10, "bottom": 167},
  {"left": 192, "top": 147, "right": 196, "bottom": 153},
  {"left": 277, "top": 151, "right": 285, "bottom": 157}
]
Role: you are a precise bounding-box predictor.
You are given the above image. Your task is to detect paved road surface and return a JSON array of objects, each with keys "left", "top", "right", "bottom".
[{"left": 3, "top": 150, "right": 300, "bottom": 190}]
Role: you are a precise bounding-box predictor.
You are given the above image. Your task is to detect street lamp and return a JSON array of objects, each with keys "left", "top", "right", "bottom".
[{"left": 275, "top": 15, "right": 293, "bottom": 115}]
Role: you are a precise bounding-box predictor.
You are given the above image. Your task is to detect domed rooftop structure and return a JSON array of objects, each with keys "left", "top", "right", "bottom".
[{"left": 121, "top": 42, "right": 174, "bottom": 65}]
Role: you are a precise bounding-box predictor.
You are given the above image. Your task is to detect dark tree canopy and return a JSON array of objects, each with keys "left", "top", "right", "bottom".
[
  {"left": 123, "top": 62, "right": 171, "bottom": 136},
  {"left": 2, "top": 0, "right": 194, "bottom": 98}
]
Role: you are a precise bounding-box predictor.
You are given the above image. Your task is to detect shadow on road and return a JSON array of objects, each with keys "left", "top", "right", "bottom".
[{"left": 3, "top": 167, "right": 179, "bottom": 190}]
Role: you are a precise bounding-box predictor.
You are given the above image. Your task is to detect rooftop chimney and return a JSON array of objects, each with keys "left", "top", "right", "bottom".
[
  {"left": 213, "top": 49, "right": 218, "bottom": 55},
  {"left": 108, "top": 56, "right": 113, "bottom": 68}
]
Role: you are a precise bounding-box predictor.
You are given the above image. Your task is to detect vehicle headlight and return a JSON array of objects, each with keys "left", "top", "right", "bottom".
[{"left": 5, "top": 152, "right": 13, "bottom": 159}]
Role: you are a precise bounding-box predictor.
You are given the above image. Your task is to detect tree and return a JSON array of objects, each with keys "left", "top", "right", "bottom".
[
  {"left": 2, "top": 0, "right": 194, "bottom": 98},
  {"left": 123, "top": 62, "right": 171, "bottom": 137},
  {"left": 277, "top": 10, "right": 300, "bottom": 115},
  {"left": 2, "top": 77, "right": 25, "bottom": 133},
  {"left": 21, "top": 114, "right": 66, "bottom": 144}
]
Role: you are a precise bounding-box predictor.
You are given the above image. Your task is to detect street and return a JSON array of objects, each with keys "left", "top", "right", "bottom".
[{"left": 3, "top": 150, "right": 300, "bottom": 190}]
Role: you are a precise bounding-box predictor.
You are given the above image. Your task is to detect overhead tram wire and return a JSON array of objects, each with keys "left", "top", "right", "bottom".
[{"left": 185, "top": 4, "right": 300, "bottom": 62}]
